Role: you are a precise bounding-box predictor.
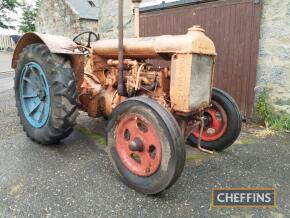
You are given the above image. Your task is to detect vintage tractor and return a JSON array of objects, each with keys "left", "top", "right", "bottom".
[{"left": 11, "top": 1, "right": 241, "bottom": 194}]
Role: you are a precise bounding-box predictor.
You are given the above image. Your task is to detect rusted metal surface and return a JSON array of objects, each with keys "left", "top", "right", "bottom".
[
  {"left": 197, "top": 117, "right": 214, "bottom": 154},
  {"left": 11, "top": 27, "right": 216, "bottom": 120},
  {"left": 11, "top": 32, "right": 82, "bottom": 68},
  {"left": 170, "top": 52, "right": 214, "bottom": 113},
  {"left": 139, "top": 0, "right": 262, "bottom": 117},
  {"left": 83, "top": 26, "right": 216, "bottom": 115},
  {"left": 118, "top": 0, "right": 127, "bottom": 97},
  {"left": 11, "top": 27, "right": 217, "bottom": 120},
  {"left": 91, "top": 26, "right": 216, "bottom": 59}
]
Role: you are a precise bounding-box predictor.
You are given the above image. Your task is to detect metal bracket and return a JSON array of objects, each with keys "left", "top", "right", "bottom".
[{"left": 197, "top": 117, "right": 214, "bottom": 155}]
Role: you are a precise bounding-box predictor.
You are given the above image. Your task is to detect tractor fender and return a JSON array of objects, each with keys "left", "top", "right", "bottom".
[{"left": 12, "top": 32, "right": 82, "bottom": 68}]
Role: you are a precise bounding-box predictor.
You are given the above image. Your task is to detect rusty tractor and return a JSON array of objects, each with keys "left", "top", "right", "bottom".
[{"left": 11, "top": 0, "right": 241, "bottom": 194}]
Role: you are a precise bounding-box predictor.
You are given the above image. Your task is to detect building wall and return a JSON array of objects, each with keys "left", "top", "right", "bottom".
[
  {"left": 35, "top": 0, "right": 98, "bottom": 38},
  {"left": 98, "top": 0, "right": 133, "bottom": 39},
  {"left": 98, "top": 0, "right": 152, "bottom": 39},
  {"left": 256, "top": 0, "right": 290, "bottom": 115}
]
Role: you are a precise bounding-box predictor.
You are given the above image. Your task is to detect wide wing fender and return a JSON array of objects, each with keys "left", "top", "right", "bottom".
[{"left": 11, "top": 32, "right": 82, "bottom": 68}]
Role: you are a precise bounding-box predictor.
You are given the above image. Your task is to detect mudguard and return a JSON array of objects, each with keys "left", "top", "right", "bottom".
[{"left": 11, "top": 32, "right": 82, "bottom": 68}]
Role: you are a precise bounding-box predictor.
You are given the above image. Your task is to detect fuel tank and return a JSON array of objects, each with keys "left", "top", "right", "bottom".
[{"left": 92, "top": 26, "right": 216, "bottom": 60}]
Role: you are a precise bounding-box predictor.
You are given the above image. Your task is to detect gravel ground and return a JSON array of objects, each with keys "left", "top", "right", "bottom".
[
  {"left": 0, "top": 52, "right": 13, "bottom": 72},
  {"left": 0, "top": 85, "right": 289, "bottom": 217}
]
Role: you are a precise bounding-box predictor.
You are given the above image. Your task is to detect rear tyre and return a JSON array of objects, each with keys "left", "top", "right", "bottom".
[
  {"left": 107, "top": 97, "right": 186, "bottom": 195},
  {"left": 188, "top": 88, "right": 241, "bottom": 151},
  {"left": 15, "top": 43, "right": 79, "bottom": 145}
]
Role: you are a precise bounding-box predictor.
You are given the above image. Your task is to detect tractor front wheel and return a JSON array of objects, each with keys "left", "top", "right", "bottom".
[
  {"left": 188, "top": 88, "right": 242, "bottom": 151},
  {"left": 107, "top": 97, "right": 186, "bottom": 195},
  {"left": 15, "top": 43, "right": 79, "bottom": 145}
]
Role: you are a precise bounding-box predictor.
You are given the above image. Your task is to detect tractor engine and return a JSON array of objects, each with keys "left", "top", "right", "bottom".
[
  {"left": 78, "top": 25, "right": 216, "bottom": 119},
  {"left": 78, "top": 58, "right": 171, "bottom": 118}
]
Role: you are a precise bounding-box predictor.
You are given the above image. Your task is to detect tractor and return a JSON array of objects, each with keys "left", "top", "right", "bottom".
[{"left": 11, "top": 0, "right": 241, "bottom": 195}]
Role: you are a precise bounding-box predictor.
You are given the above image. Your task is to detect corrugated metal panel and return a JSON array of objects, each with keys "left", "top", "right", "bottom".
[
  {"left": 0, "top": 34, "right": 16, "bottom": 50},
  {"left": 140, "top": 0, "right": 262, "bottom": 117}
]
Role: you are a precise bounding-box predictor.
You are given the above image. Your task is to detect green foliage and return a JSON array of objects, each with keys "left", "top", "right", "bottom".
[
  {"left": 76, "top": 126, "right": 107, "bottom": 145},
  {"left": 18, "top": 0, "right": 39, "bottom": 33},
  {"left": 0, "top": 0, "right": 20, "bottom": 29},
  {"left": 256, "top": 91, "right": 290, "bottom": 130}
]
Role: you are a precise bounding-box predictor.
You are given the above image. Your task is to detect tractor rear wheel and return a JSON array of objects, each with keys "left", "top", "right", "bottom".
[
  {"left": 107, "top": 97, "right": 186, "bottom": 195},
  {"left": 188, "top": 88, "right": 242, "bottom": 151},
  {"left": 15, "top": 43, "right": 79, "bottom": 145}
]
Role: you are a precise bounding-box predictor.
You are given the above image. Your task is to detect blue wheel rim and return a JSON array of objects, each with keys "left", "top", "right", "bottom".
[{"left": 20, "top": 62, "right": 50, "bottom": 128}]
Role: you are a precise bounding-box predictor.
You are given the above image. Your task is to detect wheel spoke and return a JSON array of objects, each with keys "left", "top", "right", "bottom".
[
  {"left": 22, "top": 93, "right": 38, "bottom": 99},
  {"left": 29, "top": 101, "right": 41, "bottom": 116},
  {"left": 23, "top": 76, "right": 38, "bottom": 89},
  {"left": 30, "top": 68, "right": 43, "bottom": 89},
  {"left": 37, "top": 102, "right": 45, "bottom": 122},
  {"left": 30, "top": 67, "right": 40, "bottom": 80}
]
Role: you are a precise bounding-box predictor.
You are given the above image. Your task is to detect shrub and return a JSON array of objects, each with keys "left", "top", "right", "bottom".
[{"left": 256, "top": 91, "right": 290, "bottom": 130}]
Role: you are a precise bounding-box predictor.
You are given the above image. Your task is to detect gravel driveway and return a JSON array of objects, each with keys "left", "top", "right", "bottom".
[
  {"left": 0, "top": 54, "right": 289, "bottom": 217},
  {"left": 0, "top": 51, "right": 13, "bottom": 72}
]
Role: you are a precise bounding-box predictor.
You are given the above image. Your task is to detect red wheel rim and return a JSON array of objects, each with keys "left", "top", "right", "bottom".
[
  {"left": 192, "top": 101, "right": 228, "bottom": 142},
  {"left": 115, "top": 114, "right": 162, "bottom": 177}
]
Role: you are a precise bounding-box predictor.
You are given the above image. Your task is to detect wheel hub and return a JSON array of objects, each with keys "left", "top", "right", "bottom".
[
  {"left": 129, "top": 137, "right": 144, "bottom": 152},
  {"left": 20, "top": 62, "right": 50, "bottom": 128},
  {"left": 38, "top": 89, "right": 46, "bottom": 101},
  {"left": 192, "top": 101, "right": 228, "bottom": 142},
  {"left": 115, "top": 114, "right": 162, "bottom": 177}
]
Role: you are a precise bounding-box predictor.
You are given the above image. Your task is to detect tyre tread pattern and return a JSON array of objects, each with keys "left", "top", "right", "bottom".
[{"left": 14, "top": 43, "right": 79, "bottom": 145}]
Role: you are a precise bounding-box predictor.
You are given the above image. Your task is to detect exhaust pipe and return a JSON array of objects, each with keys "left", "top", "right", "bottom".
[
  {"left": 117, "top": 0, "right": 142, "bottom": 96},
  {"left": 117, "top": 0, "right": 127, "bottom": 96}
]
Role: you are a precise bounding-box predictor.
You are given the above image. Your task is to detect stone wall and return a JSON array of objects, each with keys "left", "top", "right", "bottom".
[
  {"left": 98, "top": 0, "right": 133, "bottom": 39},
  {"left": 35, "top": 0, "right": 98, "bottom": 38},
  {"left": 98, "top": 0, "right": 152, "bottom": 39},
  {"left": 256, "top": 0, "right": 290, "bottom": 115},
  {"left": 36, "top": 0, "right": 154, "bottom": 39}
]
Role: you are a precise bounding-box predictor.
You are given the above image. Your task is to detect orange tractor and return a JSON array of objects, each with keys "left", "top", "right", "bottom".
[{"left": 11, "top": 0, "right": 241, "bottom": 194}]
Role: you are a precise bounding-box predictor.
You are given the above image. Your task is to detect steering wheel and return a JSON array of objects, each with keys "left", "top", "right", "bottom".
[{"left": 73, "top": 31, "right": 99, "bottom": 48}]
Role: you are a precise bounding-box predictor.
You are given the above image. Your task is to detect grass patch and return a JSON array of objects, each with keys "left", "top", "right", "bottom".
[
  {"left": 256, "top": 91, "right": 290, "bottom": 130},
  {"left": 76, "top": 126, "right": 107, "bottom": 145}
]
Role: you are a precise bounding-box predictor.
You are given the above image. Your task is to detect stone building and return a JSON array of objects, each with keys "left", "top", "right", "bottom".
[
  {"left": 36, "top": 0, "right": 151, "bottom": 39},
  {"left": 36, "top": 0, "right": 99, "bottom": 38},
  {"left": 256, "top": 0, "right": 290, "bottom": 115}
]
